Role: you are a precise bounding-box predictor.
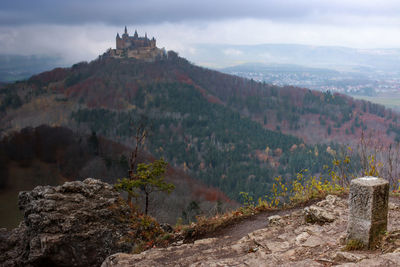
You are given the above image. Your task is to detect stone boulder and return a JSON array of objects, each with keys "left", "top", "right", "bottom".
[
  {"left": 0, "top": 178, "right": 138, "bottom": 267},
  {"left": 304, "top": 196, "right": 338, "bottom": 225},
  {"left": 268, "top": 215, "right": 283, "bottom": 226}
]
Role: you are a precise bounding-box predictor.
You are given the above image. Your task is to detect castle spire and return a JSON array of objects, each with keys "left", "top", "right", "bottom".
[
  {"left": 116, "top": 33, "right": 120, "bottom": 38},
  {"left": 134, "top": 30, "right": 138, "bottom": 39},
  {"left": 124, "top": 26, "right": 127, "bottom": 34}
]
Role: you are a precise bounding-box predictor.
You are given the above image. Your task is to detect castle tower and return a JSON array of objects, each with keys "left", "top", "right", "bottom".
[
  {"left": 134, "top": 30, "right": 138, "bottom": 39},
  {"left": 121, "top": 26, "right": 129, "bottom": 49},
  {"left": 116, "top": 33, "right": 123, "bottom": 50},
  {"left": 122, "top": 26, "right": 129, "bottom": 40}
]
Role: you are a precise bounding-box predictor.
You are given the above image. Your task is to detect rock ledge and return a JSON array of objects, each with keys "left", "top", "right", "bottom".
[{"left": 0, "top": 178, "right": 135, "bottom": 267}]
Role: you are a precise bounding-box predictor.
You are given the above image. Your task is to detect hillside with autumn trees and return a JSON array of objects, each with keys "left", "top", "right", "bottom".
[
  {"left": 1, "top": 52, "right": 400, "bottom": 208},
  {"left": 0, "top": 125, "right": 232, "bottom": 228}
]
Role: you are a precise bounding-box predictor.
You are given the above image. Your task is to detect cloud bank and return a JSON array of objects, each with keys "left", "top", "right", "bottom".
[{"left": 1, "top": 0, "right": 400, "bottom": 64}]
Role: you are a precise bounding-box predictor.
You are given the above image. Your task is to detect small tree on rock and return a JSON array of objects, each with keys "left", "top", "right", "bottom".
[
  {"left": 119, "top": 115, "right": 149, "bottom": 210},
  {"left": 115, "top": 158, "right": 175, "bottom": 214}
]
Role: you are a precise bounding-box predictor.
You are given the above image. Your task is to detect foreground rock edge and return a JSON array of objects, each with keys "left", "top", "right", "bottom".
[
  {"left": 102, "top": 194, "right": 400, "bottom": 267},
  {"left": 0, "top": 178, "right": 160, "bottom": 267}
]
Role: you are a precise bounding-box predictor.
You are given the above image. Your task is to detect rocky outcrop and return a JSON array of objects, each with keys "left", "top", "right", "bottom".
[
  {"left": 102, "top": 195, "right": 400, "bottom": 266},
  {"left": 4, "top": 185, "right": 400, "bottom": 267},
  {"left": 267, "top": 215, "right": 283, "bottom": 226},
  {"left": 304, "top": 194, "right": 337, "bottom": 225},
  {"left": 304, "top": 206, "right": 335, "bottom": 224},
  {"left": 0, "top": 178, "right": 137, "bottom": 267}
]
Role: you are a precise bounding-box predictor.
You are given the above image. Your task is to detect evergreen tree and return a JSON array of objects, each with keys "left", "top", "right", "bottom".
[{"left": 115, "top": 158, "right": 175, "bottom": 214}]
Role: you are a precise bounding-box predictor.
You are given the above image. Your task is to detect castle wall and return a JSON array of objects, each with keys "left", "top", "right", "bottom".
[
  {"left": 112, "top": 28, "right": 163, "bottom": 61},
  {"left": 116, "top": 38, "right": 124, "bottom": 50},
  {"left": 126, "top": 47, "right": 164, "bottom": 61}
]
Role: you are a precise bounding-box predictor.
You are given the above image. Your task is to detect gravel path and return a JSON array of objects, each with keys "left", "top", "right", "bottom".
[{"left": 103, "top": 195, "right": 400, "bottom": 266}]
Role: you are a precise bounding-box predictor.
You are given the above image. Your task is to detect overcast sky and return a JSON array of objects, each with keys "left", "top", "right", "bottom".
[{"left": 1, "top": 0, "right": 400, "bottom": 64}]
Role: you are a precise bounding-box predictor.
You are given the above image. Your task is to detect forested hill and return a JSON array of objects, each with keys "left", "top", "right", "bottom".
[
  {"left": 1, "top": 52, "right": 399, "bottom": 200},
  {"left": 0, "top": 125, "right": 232, "bottom": 227},
  {"left": 26, "top": 51, "right": 400, "bottom": 145}
]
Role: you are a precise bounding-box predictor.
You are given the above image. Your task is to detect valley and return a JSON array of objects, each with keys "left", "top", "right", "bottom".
[
  {"left": 3, "top": 1, "right": 400, "bottom": 266},
  {"left": 1, "top": 53, "right": 400, "bottom": 228}
]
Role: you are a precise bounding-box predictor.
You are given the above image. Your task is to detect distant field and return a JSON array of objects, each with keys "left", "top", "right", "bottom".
[
  {"left": 352, "top": 95, "right": 400, "bottom": 111},
  {"left": 0, "top": 189, "right": 23, "bottom": 229},
  {"left": 0, "top": 160, "right": 64, "bottom": 229}
]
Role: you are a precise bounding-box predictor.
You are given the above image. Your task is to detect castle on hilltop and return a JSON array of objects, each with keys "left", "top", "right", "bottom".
[
  {"left": 116, "top": 26, "right": 156, "bottom": 50},
  {"left": 106, "top": 27, "right": 165, "bottom": 61}
]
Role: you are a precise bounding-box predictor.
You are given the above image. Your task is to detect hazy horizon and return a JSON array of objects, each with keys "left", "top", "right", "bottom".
[{"left": 1, "top": 0, "right": 400, "bottom": 65}]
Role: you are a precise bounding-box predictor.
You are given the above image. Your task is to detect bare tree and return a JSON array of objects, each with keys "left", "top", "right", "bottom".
[
  {"left": 128, "top": 116, "right": 149, "bottom": 178},
  {"left": 126, "top": 115, "right": 151, "bottom": 209}
]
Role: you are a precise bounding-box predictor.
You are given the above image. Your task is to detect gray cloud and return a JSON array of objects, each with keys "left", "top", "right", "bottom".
[
  {"left": 1, "top": 0, "right": 400, "bottom": 65},
  {"left": 2, "top": 0, "right": 400, "bottom": 26}
]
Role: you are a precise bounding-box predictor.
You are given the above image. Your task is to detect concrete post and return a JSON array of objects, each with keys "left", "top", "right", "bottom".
[{"left": 347, "top": 177, "right": 389, "bottom": 249}]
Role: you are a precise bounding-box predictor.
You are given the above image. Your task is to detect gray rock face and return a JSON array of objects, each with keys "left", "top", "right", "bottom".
[
  {"left": 101, "top": 194, "right": 400, "bottom": 266},
  {"left": 268, "top": 215, "right": 283, "bottom": 226},
  {"left": 334, "top": 251, "right": 366, "bottom": 263},
  {"left": 304, "top": 206, "right": 335, "bottom": 224},
  {"left": 102, "top": 195, "right": 350, "bottom": 267},
  {"left": 347, "top": 177, "right": 389, "bottom": 249},
  {"left": 0, "top": 178, "right": 135, "bottom": 267}
]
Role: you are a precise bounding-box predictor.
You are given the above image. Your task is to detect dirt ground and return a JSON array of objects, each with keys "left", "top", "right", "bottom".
[{"left": 102, "top": 195, "right": 400, "bottom": 266}]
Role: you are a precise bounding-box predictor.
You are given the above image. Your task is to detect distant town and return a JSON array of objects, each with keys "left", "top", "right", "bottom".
[{"left": 222, "top": 65, "right": 400, "bottom": 97}]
